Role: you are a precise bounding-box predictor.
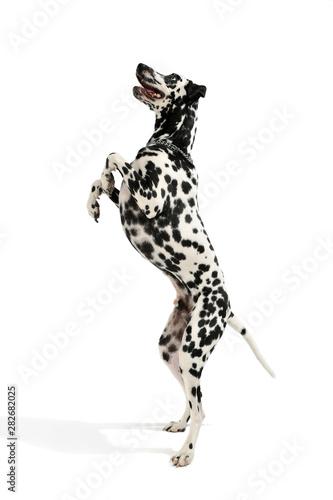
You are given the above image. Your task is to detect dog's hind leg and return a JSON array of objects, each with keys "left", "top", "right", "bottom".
[
  {"left": 171, "top": 287, "right": 228, "bottom": 467},
  {"left": 159, "top": 277, "right": 193, "bottom": 432}
]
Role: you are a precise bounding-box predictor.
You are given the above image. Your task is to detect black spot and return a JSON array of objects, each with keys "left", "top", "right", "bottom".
[
  {"left": 197, "top": 386, "right": 202, "bottom": 403},
  {"left": 137, "top": 241, "right": 154, "bottom": 258},
  {"left": 170, "top": 213, "right": 180, "bottom": 228},
  {"left": 168, "top": 344, "right": 178, "bottom": 353},
  {"left": 164, "top": 260, "right": 180, "bottom": 273},
  {"left": 159, "top": 334, "right": 171, "bottom": 346},
  {"left": 145, "top": 161, "right": 159, "bottom": 187},
  {"left": 162, "top": 351, "right": 170, "bottom": 362},
  {"left": 172, "top": 229, "right": 182, "bottom": 243},
  {"left": 168, "top": 179, "right": 178, "bottom": 196},
  {"left": 199, "top": 264, "right": 210, "bottom": 273},
  {"left": 174, "top": 198, "right": 186, "bottom": 215},
  {"left": 174, "top": 252, "right": 186, "bottom": 261},
  {"left": 164, "top": 244, "right": 174, "bottom": 255},
  {"left": 210, "top": 317, "right": 217, "bottom": 327},
  {"left": 160, "top": 230, "right": 170, "bottom": 242},
  {"left": 176, "top": 299, "right": 184, "bottom": 310},
  {"left": 181, "top": 239, "right": 192, "bottom": 247},
  {"left": 181, "top": 181, "right": 192, "bottom": 194},
  {"left": 189, "top": 367, "right": 203, "bottom": 379},
  {"left": 191, "top": 348, "right": 203, "bottom": 358}
]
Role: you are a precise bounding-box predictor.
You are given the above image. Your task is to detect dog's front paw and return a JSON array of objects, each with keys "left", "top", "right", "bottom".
[{"left": 87, "top": 180, "right": 103, "bottom": 222}]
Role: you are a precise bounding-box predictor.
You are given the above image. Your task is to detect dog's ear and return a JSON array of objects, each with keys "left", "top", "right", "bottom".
[{"left": 186, "top": 81, "right": 207, "bottom": 103}]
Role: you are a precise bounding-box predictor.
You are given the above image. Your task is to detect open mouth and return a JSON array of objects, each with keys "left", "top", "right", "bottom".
[{"left": 134, "top": 73, "right": 165, "bottom": 100}]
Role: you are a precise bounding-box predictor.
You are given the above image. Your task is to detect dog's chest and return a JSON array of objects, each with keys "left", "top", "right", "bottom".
[{"left": 117, "top": 174, "right": 204, "bottom": 271}]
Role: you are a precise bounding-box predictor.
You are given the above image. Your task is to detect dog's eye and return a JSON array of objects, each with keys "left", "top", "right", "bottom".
[{"left": 165, "top": 73, "right": 180, "bottom": 86}]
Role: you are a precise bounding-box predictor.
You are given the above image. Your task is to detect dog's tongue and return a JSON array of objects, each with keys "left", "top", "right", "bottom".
[{"left": 141, "top": 87, "right": 161, "bottom": 99}]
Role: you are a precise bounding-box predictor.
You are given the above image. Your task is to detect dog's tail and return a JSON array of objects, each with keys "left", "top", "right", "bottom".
[{"left": 227, "top": 312, "right": 275, "bottom": 378}]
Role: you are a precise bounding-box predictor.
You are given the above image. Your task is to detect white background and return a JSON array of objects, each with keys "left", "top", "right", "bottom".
[{"left": 1, "top": 0, "right": 333, "bottom": 498}]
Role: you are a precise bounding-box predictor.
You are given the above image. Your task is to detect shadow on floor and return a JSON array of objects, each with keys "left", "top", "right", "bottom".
[{"left": 0, "top": 416, "right": 175, "bottom": 456}]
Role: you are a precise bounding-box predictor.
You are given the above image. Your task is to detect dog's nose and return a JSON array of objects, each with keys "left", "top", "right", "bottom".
[
  {"left": 137, "top": 63, "right": 147, "bottom": 72},
  {"left": 137, "top": 63, "right": 152, "bottom": 75}
]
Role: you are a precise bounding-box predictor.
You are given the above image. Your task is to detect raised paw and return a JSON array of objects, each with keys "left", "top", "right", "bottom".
[
  {"left": 163, "top": 421, "right": 187, "bottom": 433},
  {"left": 87, "top": 180, "right": 103, "bottom": 222},
  {"left": 171, "top": 445, "right": 194, "bottom": 467}
]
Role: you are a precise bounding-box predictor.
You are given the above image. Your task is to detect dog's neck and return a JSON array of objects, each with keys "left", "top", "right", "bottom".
[{"left": 149, "top": 101, "right": 199, "bottom": 157}]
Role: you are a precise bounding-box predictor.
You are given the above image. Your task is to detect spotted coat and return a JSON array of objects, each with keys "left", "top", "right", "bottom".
[{"left": 87, "top": 63, "right": 275, "bottom": 467}]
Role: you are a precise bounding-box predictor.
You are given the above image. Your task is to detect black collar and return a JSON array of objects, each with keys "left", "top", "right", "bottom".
[{"left": 147, "top": 139, "right": 193, "bottom": 165}]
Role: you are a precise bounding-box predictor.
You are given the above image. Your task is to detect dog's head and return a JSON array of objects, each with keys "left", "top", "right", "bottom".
[{"left": 133, "top": 63, "right": 206, "bottom": 114}]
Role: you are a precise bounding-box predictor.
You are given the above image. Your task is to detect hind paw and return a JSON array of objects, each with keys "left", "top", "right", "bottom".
[
  {"left": 171, "top": 447, "right": 194, "bottom": 467},
  {"left": 163, "top": 421, "right": 187, "bottom": 433}
]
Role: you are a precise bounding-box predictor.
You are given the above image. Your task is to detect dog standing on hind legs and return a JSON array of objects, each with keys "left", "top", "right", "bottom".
[{"left": 87, "top": 63, "right": 275, "bottom": 467}]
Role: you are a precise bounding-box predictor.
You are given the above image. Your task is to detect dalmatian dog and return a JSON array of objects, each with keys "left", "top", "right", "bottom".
[{"left": 87, "top": 63, "right": 275, "bottom": 467}]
